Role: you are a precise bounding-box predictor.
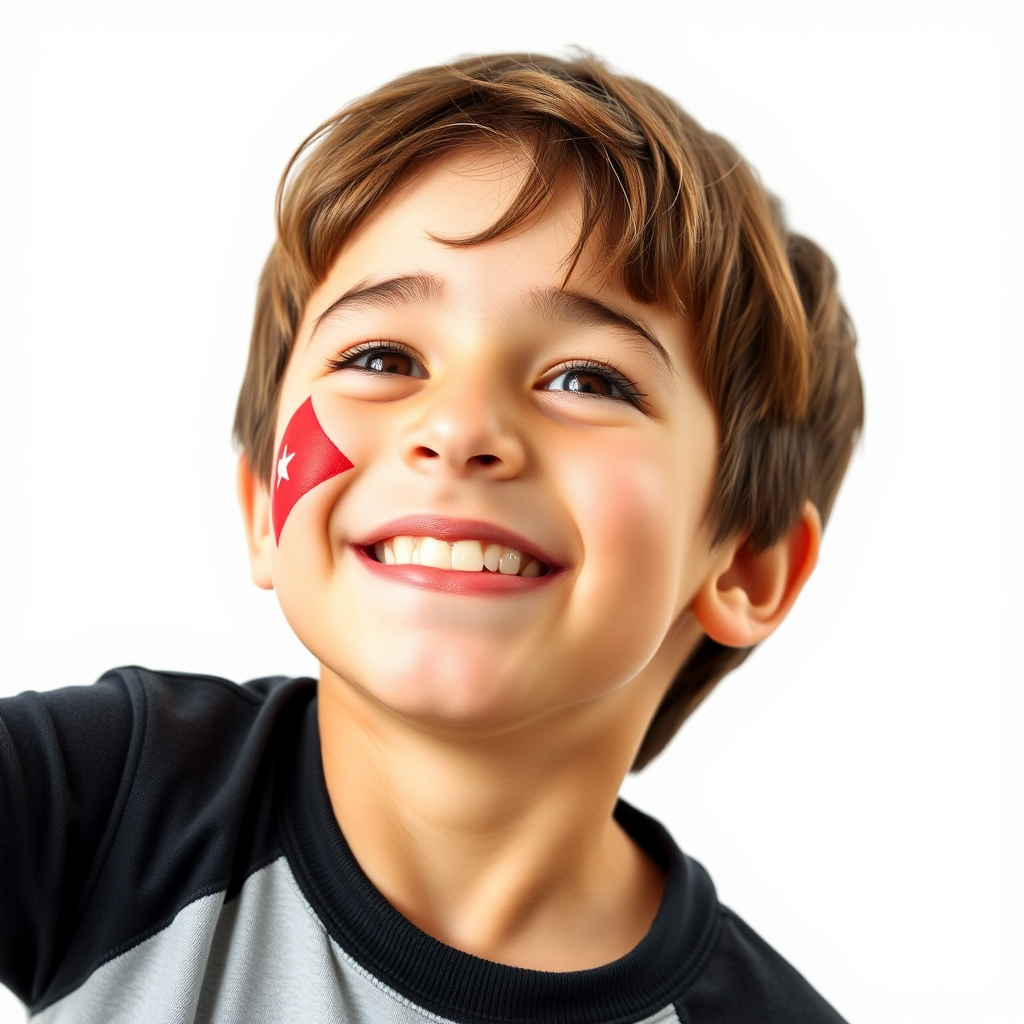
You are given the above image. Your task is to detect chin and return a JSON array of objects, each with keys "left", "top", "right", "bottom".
[
  {"left": 335, "top": 647, "right": 542, "bottom": 733},
  {"left": 384, "top": 689, "right": 522, "bottom": 731}
]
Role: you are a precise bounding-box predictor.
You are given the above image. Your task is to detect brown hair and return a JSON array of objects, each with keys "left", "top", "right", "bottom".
[{"left": 233, "top": 51, "right": 863, "bottom": 769}]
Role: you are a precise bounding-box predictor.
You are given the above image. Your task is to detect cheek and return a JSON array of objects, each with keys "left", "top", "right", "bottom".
[
  {"left": 559, "top": 432, "right": 686, "bottom": 571},
  {"left": 548, "top": 424, "right": 715, "bottom": 692},
  {"left": 269, "top": 396, "right": 354, "bottom": 544},
  {"left": 268, "top": 392, "right": 373, "bottom": 632},
  {"left": 268, "top": 382, "right": 384, "bottom": 542}
]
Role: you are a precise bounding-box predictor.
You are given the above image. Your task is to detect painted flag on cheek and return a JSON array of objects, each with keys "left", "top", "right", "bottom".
[{"left": 272, "top": 396, "right": 354, "bottom": 544}]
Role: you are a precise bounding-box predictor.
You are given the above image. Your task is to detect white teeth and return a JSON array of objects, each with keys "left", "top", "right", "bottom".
[
  {"left": 498, "top": 547, "right": 522, "bottom": 575},
  {"left": 451, "top": 539, "right": 484, "bottom": 572},
  {"left": 482, "top": 543, "right": 502, "bottom": 572},
  {"left": 373, "top": 535, "right": 549, "bottom": 577},
  {"left": 418, "top": 536, "right": 452, "bottom": 570},
  {"left": 393, "top": 536, "right": 415, "bottom": 564}
]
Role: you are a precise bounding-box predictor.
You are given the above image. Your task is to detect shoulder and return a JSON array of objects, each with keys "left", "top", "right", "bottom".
[
  {"left": 614, "top": 802, "right": 846, "bottom": 1024},
  {"left": 1, "top": 665, "right": 313, "bottom": 739},
  {"left": 111, "top": 666, "right": 316, "bottom": 825},
  {"left": 20, "top": 665, "right": 317, "bottom": 794},
  {"left": 110, "top": 662, "right": 313, "bottom": 718},
  {"left": 681, "top": 903, "right": 848, "bottom": 1024},
  {"left": 606, "top": 802, "right": 847, "bottom": 1019}
]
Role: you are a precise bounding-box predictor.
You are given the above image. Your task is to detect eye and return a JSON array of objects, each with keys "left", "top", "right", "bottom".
[
  {"left": 542, "top": 360, "right": 646, "bottom": 407},
  {"left": 327, "top": 341, "right": 428, "bottom": 378}
]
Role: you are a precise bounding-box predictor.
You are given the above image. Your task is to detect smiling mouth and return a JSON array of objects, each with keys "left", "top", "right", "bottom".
[{"left": 365, "top": 536, "right": 551, "bottom": 578}]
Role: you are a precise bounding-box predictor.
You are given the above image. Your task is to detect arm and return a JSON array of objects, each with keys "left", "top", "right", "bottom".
[{"left": 0, "top": 674, "right": 134, "bottom": 1005}]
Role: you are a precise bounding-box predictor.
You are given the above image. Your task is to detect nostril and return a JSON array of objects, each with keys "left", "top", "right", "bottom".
[
  {"left": 414, "top": 446, "right": 440, "bottom": 458},
  {"left": 476, "top": 454, "right": 498, "bottom": 466}
]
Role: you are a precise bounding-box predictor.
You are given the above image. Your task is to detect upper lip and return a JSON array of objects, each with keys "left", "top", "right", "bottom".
[{"left": 353, "top": 514, "right": 564, "bottom": 569}]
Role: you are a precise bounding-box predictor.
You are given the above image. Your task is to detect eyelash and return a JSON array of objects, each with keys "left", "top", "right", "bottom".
[
  {"left": 550, "top": 359, "right": 648, "bottom": 407},
  {"left": 326, "top": 340, "right": 424, "bottom": 377},
  {"left": 326, "top": 342, "right": 649, "bottom": 408}
]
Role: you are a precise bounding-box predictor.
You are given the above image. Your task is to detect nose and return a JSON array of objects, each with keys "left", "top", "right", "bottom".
[{"left": 401, "top": 366, "right": 528, "bottom": 481}]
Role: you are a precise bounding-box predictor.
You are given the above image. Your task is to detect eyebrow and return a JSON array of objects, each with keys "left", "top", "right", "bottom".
[
  {"left": 528, "top": 288, "right": 675, "bottom": 377},
  {"left": 308, "top": 274, "right": 446, "bottom": 346},
  {"left": 308, "top": 274, "right": 677, "bottom": 383}
]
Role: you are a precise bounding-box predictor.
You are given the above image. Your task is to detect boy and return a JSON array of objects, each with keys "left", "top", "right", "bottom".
[{"left": 0, "top": 52, "right": 862, "bottom": 1022}]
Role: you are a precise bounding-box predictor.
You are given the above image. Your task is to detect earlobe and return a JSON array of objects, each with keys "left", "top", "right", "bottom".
[
  {"left": 236, "top": 453, "right": 275, "bottom": 591},
  {"left": 692, "top": 501, "right": 821, "bottom": 648}
]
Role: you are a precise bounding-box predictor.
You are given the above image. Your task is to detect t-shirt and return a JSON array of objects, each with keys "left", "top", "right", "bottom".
[{"left": 0, "top": 667, "right": 847, "bottom": 1023}]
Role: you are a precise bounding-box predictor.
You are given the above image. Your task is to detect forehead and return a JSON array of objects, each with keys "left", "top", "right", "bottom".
[
  {"left": 299, "top": 146, "right": 686, "bottom": 368},
  {"left": 322, "top": 148, "right": 583, "bottom": 297}
]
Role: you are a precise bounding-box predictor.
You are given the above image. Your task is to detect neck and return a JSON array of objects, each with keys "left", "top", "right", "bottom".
[{"left": 317, "top": 664, "right": 675, "bottom": 971}]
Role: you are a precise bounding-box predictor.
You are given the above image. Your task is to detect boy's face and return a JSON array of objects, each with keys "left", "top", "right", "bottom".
[{"left": 254, "top": 147, "right": 721, "bottom": 732}]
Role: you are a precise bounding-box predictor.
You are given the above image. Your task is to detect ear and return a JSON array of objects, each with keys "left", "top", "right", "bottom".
[
  {"left": 692, "top": 501, "right": 821, "bottom": 648},
  {"left": 236, "top": 453, "right": 274, "bottom": 590}
]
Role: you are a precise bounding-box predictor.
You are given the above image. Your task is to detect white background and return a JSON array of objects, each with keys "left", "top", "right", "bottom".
[{"left": 1, "top": 1, "right": 1021, "bottom": 1022}]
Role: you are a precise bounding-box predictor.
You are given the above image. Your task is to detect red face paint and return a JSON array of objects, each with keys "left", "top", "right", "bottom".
[{"left": 272, "top": 396, "right": 354, "bottom": 543}]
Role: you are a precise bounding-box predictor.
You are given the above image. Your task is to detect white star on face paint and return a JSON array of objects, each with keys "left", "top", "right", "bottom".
[{"left": 277, "top": 445, "right": 296, "bottom": 488}]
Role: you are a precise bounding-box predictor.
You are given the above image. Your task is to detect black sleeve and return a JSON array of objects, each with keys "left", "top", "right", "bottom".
[
  {"left": 0, "top": 673, "right": 136, "bottom": 1005},
  {"left": 682, "top": 908, "right": 849, "bottom": 1024}
]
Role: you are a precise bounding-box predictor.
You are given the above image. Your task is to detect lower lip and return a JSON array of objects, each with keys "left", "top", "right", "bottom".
[{"left": 353, "top": 545, "right": 561, "bottom": 595}]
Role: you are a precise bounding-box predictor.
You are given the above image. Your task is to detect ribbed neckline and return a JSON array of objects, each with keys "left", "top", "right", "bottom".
[{"left": 279, "top": 698, "right": 719, "bottom": 1024}]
